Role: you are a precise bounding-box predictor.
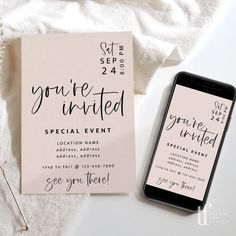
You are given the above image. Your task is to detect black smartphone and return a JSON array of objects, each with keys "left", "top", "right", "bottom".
[{"left": 143, "top": 72, "right": 236, "bottom": 212}]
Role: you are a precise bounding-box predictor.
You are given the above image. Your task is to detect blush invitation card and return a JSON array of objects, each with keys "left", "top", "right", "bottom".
[{"left": 21, "top": 32, "right": 135, "bottom": 194}]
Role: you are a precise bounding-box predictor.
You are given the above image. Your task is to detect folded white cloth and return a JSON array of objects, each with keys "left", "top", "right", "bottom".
[
  {"left": 0, "top": 0, "right": 223, "bottom": 235},
  {"left": 1, "top": 0, "right": 223, "bottom": 93}
]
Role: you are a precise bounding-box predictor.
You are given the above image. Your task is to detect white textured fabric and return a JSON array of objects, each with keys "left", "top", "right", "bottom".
[
  {"left": 0, "top": 0, "right": 223, "bottom": 235},
  {"left": 0, "top": 0, "right": 223, "bottom": 93}
]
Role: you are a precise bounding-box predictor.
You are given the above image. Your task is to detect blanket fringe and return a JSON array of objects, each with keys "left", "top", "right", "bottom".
[{"left": 0, "top": 19, "right": 5, "bottom": 75}]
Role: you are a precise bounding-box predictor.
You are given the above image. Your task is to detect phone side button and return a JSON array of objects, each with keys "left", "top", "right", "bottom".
[{"left": 226, "top": 116, "right": 231, "bottom": 132}]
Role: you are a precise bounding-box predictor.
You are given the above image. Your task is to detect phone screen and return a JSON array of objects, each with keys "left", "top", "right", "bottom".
[{"left": 146, "top": 82, "right": 233, "bottom": 201}]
